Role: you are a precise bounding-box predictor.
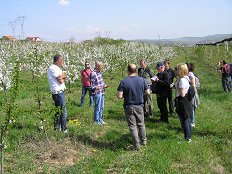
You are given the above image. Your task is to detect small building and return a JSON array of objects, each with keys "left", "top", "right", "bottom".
[
  {"left": 25, "top": 36, "right": 41, "bottom": 42},
  {"left": 196, "top": 37, "right": 232, "bottom": 46},
  {"left": 1, "top": 36, "right": 16, "bottom": 41}
]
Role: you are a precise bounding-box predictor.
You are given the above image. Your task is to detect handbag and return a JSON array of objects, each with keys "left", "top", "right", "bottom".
[{"left": 150, "top": 82, "right": 158, "bottom": 94}]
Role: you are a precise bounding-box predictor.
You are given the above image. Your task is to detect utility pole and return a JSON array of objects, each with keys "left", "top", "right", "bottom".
[
  {"left": 17, "top": 16, "right": 26, "bottom": 39},
  {"left": 9, "top": 20, "right": 17, "bottom": 37},
  {"left": 158, "top": 34, "right": 161, "bottom": 44},
  {"left": 105, "top": 30, "right": 111, "bottom": 38},
  {"left": 95, "top": 31, "right": 101, "bottom": 38}
]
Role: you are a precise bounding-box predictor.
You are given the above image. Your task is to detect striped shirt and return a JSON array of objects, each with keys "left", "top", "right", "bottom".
[{"left": 90, "top": 70, "right": 106, "bottom": 94}]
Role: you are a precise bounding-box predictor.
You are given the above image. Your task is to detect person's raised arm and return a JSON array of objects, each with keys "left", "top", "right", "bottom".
[{"left": 144, "top": 89, "right": 150, "bottom": 96}]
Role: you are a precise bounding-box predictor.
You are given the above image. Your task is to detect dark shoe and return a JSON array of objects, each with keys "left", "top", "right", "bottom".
[
  {"left": 144, "top": 113, "right": 150, "bottom": 118},
  {"left": 132, "top": 146, "right": 140, "bottom": 151}
]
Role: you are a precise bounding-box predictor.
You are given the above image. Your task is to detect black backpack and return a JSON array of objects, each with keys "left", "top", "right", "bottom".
[
  {"left": 184, "top": 77, "right": 195, "bottom": 101},
  {"left": 230, "top": 64, "right": 232, "bottom": 76}
]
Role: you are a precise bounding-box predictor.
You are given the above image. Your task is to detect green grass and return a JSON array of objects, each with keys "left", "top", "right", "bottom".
[{"left": 1, "top": 47, "right": 232, "bottom": 174}]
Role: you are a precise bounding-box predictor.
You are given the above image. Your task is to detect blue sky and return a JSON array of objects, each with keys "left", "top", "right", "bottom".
[{"left": 0, "top": 0, "right": 232, "bottom": 42}]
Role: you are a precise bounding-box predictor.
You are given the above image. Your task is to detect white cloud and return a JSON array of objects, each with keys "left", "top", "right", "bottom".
[{"left": 58, "top": 0, "right": 70, "bottom": 6}]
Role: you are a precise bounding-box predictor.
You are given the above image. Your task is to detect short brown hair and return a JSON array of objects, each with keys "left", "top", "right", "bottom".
[
  {"left": 164, "top": 60, "right": 170, "bottom": 65},
  {"left": 128, "top": 64, "right": 137, "bottom": 73},
  {"left": 53, "top": 54, "right": 63, "bottom": 63}
]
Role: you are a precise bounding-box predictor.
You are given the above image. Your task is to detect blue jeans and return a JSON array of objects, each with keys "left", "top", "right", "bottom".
[
  {"left": 52, "top": 92, "right": 67, "bottom": 131},
  {"left": 179, "top": 116, "right": 192, "bottom": 140},
  {"left": 93, "top": 94, "right": 104, "bottom": 123},
  {"left": 221, "top": 76, "right": 231, "bottom": 92},
  {"left": 190, "top": 106, "right": 196, "bottom": 125},
  {"left": 80, "top": 86, "right": 93, "bottom": 107}
]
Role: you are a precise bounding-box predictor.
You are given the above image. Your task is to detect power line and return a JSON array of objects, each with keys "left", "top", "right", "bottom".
[
  {"left": 17, "top": 16, "right": 26, "bottom": 39},
  {"left": 9, "top": 20, "right": 17, "bottom": 37}
]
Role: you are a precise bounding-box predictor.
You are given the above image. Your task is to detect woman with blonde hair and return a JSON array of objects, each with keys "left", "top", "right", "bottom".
[{"left": 175, "top": 63, "right": 192, "bottom": 142}]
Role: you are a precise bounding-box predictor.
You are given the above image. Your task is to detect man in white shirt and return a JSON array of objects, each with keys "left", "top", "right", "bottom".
[{"left": 47, "top": 54, "right": 67, "bottom": 132}]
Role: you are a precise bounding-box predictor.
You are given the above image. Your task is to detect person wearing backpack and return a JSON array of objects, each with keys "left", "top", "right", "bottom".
[
  {"left": 175, "top": 63, "right": 193, "bottom": 142},
  {"left": 79, "top": 61, "right": 93, "bottom": 107},
  {"left": 229, "top": 63, "right": 232, "bottom": 89},
  {"left": 186, "top": 63, "right": 200, "bottom": 128},
  {"left": 219, "top": 60, "right": 231, "bottom": 92}
]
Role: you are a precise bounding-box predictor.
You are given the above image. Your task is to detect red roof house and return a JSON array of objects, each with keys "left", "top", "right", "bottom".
[
  {"left": 25, "top": 36, "right": 41, "bottom": 42},
  {"left": 1, "top": 36, "right": 16, "bottom": 41}
]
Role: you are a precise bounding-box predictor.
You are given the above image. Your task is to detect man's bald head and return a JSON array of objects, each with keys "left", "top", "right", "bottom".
[{"left": 128, "top": 64, "right": 137, "bottom": 74}]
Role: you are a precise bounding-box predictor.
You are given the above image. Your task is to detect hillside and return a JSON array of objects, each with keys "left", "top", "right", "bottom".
[{"left": 134, "top": 34, "right": 232, "bottom": 46}]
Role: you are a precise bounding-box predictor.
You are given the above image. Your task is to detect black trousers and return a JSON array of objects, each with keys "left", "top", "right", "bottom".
[
  {"left": 157, "top": 93, "right": 168, "bottom": 122},
  {"left": 167, "top": 88, "right": 174, "bottom": 113}
]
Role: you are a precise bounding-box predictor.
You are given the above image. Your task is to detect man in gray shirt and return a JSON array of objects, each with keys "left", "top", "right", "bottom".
[{"left": 138, "top": 59, "right": 154, "bottom": 117}]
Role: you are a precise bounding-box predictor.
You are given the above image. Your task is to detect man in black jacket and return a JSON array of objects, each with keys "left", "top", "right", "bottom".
[
  {"left": 164, "top": 60, "right": 175, "bottom": 115},
  {"left": 153, "top": 62, "right": 170, "bottom": 123}
]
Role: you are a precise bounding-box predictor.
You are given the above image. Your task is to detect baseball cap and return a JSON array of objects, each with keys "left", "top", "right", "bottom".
[{"left": 156, "top": 62, "right": 165, "bottom": 68}]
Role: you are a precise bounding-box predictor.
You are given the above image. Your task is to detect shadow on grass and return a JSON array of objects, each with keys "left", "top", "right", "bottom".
[
  {"left": 68, "top": 132, "right": 132, "bottom": 151},
  {"left": 106, "top": 109, "right": 125, "bottom": 121},
  {"left": 193, "top": 129, "right": 219, "bottom": 138}
]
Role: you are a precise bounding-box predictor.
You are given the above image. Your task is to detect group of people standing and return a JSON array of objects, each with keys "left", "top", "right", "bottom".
[
  {"left": 138, "top": 60, "right": 175, "bottom": 124},
  {"left": 47, "top": 55, "right": 109, "bottom": 134},
  {"left": 116, "top": 61, "right": 200, "bottom": 150},
  {"left": 47, "top": 54, "right": 200, "bottom": 150}
]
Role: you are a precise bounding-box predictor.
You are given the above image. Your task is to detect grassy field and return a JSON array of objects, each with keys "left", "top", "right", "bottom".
[{"left": 1, "top": 46, "right": 232, "bottom": 174}]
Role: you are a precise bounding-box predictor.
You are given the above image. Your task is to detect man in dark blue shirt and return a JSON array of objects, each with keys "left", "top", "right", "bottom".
[{"left": 117, "top": 64, "right": 150, "bottom": 150}]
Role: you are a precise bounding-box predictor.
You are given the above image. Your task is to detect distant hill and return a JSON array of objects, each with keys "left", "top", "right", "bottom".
[{"left": 134, "top": 34, "right": 232, "bottom": 46}]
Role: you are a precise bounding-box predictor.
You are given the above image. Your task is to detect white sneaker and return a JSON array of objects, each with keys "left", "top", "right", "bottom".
[
  {"left": 63, "top": 129, "right": 68, "bottom": 133},
  {"left": 94, "top": 122, "right": 102, "bottom": 126},
  {"left": 101, "top": 121, "right": 107, "bottom": 125},
  {"left": 191, "top": 123, "right": 195, "bottom": 128}
]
